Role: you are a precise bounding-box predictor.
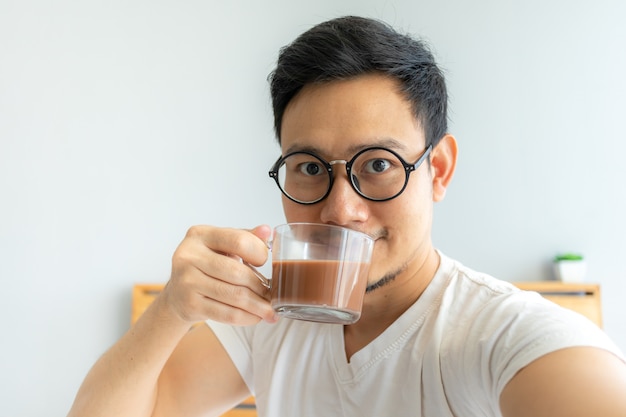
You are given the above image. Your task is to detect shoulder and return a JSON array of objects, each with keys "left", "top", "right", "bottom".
[
  {"left": 436, "top": 253, "right": 624, "bottom": 399},
  {"left": 437, "top": 252, "right": 595, "bottom": 325},
  {"left": 436, "top": 252, "right": 545, "bottom": 321},
  {"left": 439, "top": 252, "right": 621, "bottom": 353}
]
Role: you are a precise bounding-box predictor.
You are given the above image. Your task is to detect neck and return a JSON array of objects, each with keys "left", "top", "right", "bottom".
[{"left": 343, "top": 247, "right": 440, "bottom": 361}]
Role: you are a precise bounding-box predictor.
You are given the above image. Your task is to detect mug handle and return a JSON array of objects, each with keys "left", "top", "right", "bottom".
[
  {"left": 244, "top": 261, "right": 271, "bottom": 289},
  {"left": 243, "top": 237, "right": 272, "bottom": 289}
]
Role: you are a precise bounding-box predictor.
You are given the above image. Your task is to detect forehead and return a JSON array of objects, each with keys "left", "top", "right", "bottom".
[{"left": 280, "top": 74, "right": 424, "bottom": 158}]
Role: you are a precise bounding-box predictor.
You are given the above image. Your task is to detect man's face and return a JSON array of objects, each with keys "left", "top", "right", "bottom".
[{"left": 279, "top": 74, "right": 437, "bottom": 290}]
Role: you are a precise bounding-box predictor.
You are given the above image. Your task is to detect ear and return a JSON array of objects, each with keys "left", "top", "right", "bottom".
[{"left": 430, "top": 134, "right": 458, "bottom": 202}]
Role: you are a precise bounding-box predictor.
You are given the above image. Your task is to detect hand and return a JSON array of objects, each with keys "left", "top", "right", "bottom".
[{"left": 162, "top": 224, "right": 277, "bottom": 326}]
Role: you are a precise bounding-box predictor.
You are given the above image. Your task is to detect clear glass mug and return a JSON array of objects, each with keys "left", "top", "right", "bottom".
[{"left": 250, "top": 223, "right": 374, "bottom": 324}]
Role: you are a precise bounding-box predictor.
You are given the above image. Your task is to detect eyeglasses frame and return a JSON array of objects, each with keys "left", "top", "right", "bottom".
[{"left": 268, "top": 144, "right": 433, "bottom": 205}]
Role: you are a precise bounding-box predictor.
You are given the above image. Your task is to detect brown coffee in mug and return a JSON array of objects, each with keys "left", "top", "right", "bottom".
[{"left": 268, "top": 223, "right": 374, "bottom": 324}]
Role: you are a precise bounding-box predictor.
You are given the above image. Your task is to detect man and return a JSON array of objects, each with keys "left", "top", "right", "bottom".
[{"left": 68, "top": 16, "right": 626, "bottom": 417}]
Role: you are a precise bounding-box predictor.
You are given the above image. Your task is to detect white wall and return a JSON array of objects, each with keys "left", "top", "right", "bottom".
[{"left": 1, "top": 1, "right": 624, "bottom": 415}]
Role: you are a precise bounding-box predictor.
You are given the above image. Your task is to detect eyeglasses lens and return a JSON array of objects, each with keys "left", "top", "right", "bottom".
[{"left": 276, "top": 149, "right": 407, "bottom": 203}]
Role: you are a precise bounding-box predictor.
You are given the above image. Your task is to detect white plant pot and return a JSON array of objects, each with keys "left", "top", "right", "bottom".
[{"left": 553, "top": 260, "right": 587, "bottom": 283}]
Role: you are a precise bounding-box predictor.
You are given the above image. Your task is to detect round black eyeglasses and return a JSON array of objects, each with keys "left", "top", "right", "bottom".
[{"left": 268, "top": 145, "right": 432, "bottom": 205}]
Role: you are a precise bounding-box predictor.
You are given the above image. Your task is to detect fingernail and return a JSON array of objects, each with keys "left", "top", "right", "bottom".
[{"left": 265, "top": 312, "right": 279, "bottom": 323}]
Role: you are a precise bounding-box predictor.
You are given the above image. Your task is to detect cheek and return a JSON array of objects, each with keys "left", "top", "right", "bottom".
[
  {"left": 282, "top": 197, "right": 320, "bottom": 223},
  {"left": 369, "top": 184, "right": 433, "bottom": 252},
  {"left": 394, "top": 187, "right": 433, "bottom": 234}
]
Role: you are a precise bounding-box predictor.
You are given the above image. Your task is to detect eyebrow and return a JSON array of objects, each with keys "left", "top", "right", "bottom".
[{"left": 283, "top": 137, "right": 409, "bottom": 157}]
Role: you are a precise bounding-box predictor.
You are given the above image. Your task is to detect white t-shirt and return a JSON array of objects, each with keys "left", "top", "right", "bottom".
[{"left": 207, "top": 252, "right": 623, "bottom": 416}]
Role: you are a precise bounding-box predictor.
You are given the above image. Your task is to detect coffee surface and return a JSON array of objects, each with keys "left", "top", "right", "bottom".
[{"left": 271, "top": 260, "right": 369, "bottom": 312}]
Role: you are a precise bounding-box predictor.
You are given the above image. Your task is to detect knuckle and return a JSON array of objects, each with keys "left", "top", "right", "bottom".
[
  {"left": 171, "top": 249, "right": 191, "bottom": 269},
  {"left": 171, "top": 247, "right": 185, "bottom": 264},
  {"left": 217, "top": 280, "right": 247, "bottom": 301},
  {"left": 172, "top": 236, "right": 193, "bottom": 261},
  {"left": 230, "top": 284, "right": 250, "bottom": 302},
  {"left": 171, "top": 241, "right": 205, "bottom": 268},
  {"left": 185, "top": 225, "right": 205, "bottom": 237},
  {"left": 233, "top": 233, "right": 268, "bottom": 265},
  {"left": 229, "top": 232, "right": 249, "bottom": 254}
]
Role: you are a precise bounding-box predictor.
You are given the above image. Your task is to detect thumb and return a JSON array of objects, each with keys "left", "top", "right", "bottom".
[{"left": 250, "top": 224, "right": 272, "bottom": 246}]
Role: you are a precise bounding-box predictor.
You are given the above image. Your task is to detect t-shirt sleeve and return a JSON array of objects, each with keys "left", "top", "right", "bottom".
[
  {"left": 485, "top": 292, "right": 624, "bottom": 401},
  {"left": 446, "top": 289, "right": 624, "bottom": 416}
]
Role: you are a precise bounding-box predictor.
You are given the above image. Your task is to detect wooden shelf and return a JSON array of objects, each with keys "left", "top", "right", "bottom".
[
  {"left": 131, "top": 283, "right": 165, "bottom": 325},
  {"left": 514, "top": 282, "right": 602, "bottom": 327}
]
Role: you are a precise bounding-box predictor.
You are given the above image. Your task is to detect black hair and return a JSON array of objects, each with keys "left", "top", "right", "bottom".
[{"left": 268, "top": 16, "right": 448, "bottom": 148}]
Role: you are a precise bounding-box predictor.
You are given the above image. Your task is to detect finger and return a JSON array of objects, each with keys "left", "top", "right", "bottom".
[
  {"left": 169, "top": 225, "right": 277, "bottom": 323},
  {"left": 173, "top": 229, "right": 263, "bottom": 285},
  {"left": 173, "top": 285, "right": 270, "bottom": 326},
  {"left": 186, "top": 225, "right": 270, "bottom": 267},
  {"left": 250, "top": 224, "right": 272, "bottom": 246},
  {"left": 214, "top": 256, "right": 271, "bottom": 297},
  {"left": 165, "top": 263, "right": 276, "bottom": 325},
  {"left": 179, "top": 243, "right": 270, "bottom": 297},
  {"left": 193, "top": 272, "right": 276, "bottom": 322}
]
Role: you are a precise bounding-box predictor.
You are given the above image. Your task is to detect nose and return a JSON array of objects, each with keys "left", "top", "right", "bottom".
[{"left": 319, "top": 168, "right": 369, "bottom": 226}]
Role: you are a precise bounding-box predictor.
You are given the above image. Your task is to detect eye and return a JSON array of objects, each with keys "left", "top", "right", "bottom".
[
  {"left": 364, "top": 158, "right": 392, "bottom": 174},
  {"left": 298, "top": 161, "right": 325, "bottom": 176}
]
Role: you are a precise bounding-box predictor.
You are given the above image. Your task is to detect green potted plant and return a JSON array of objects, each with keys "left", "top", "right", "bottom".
[{"left": 553, "top": 253, "right": 587, "bottom": 282}]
